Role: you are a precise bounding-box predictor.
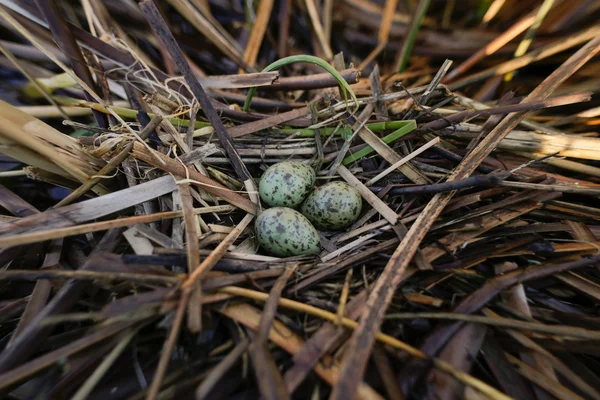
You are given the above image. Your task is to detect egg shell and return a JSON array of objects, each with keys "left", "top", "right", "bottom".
[
  {"left": 259, "top": 161, "right": 315, "bottom": 208},
  {"left": 255, "top": 207, "right": 321, "bottom": 257},
  {"left": 301, "top": 181, "right": 362, "bottom": 230}
]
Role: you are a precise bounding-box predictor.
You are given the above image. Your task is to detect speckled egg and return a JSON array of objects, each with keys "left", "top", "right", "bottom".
[
  {"left": 259, "top": 162, "right": 315, "bottom": 208},
  {"left": 301, "top": 182, "right": 362, "bottom": 230},
  {"left": 255, "top": 207, "right": 321, "bottom": 257}
]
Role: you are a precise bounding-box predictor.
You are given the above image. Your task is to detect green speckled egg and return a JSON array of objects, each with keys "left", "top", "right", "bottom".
[
  {"left": 259, "top": 162, "right": 315, "bottom": 208},
  {"left": 255, "top": 207, "right": 321, "bottom": 257},
  {"left": 301, "top": 182, "right": 362, "bottom": 230}
]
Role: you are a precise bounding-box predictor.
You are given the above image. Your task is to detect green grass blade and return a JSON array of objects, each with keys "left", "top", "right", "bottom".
[
  {"left": 54, "top": 96, "right": 211, "bottom": 129},
  {"left": 504, "top": 0, "right": 554, "bottom": 82},
  {"left": 342, "top": 120, "right": 417, "bottom": 165},
  {"left": 394, "top": 0, "right": 431, "bottom": 72},
  {"left": 243, "top": 55, "right": 359, "bottom": 112},
  {"left": 276, "top": 121, "right": 414, "bottom": 137}
]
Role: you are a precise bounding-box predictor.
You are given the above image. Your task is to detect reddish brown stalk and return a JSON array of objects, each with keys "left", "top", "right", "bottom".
[
  {"left": 444, "top": 9, "right": 539, "bottom": 82},
  {"left": 330, "top": 35, "right": 600, "bottom": 400}
]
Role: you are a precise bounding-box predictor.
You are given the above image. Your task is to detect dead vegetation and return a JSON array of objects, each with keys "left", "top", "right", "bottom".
[{"left": 1, "top": 0, "right": 600, "bottom": 399}]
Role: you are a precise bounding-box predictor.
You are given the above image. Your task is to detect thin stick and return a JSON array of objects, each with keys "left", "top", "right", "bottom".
[
  {"left": 304, "top": 0, "right": 333, "bottom": 59},
  {"left": 513, "top": 151, "right": 600, "bottom": 178},
  {"left": 445, "top": 8, "right": 538, "bottom": 82},
  {"left": 0, "top": 109, "right": 91, "bottom": 183},
  {"left": 132, "top": 144, "right": 258, "bottom": 214},
  {"left": 54, "top": 115, "right": 163, "bottom": 208},
  {"left": 365, "top": 137, "right": 440, "bottom": 186},
  {"left": 369, "top": 173, "right": 511, "bottom": 196},
  {"left": 0, "top": 8, "right": 146, "bottom": 144},
  {"left": 354, "top": 122, "right": 429, "bottom": 184},
  {"left": 167, "top": 0, "right": 247, "bottom": 69},
  {"left": 448, "top": 25, "right": 600, "bottom": 90},
  {"left": 145, "top": 291, "right": 189, "bottom": 400},
  {"left": 182, "top": 213, "right": 254, "bottom": 291},
  {"left": 277, "top": 0, "right": 290, "bottom": 57},
  {"left": 0, "top": 205, "right": 234, "bottom": 249},
  {"left": 385, "top": 312, "right": 600, "bottom": 340},
  {"left": 196, "top": 339, "right": 249, "bottom": 399},
  {"left": 420, "top": 91, "right": 591, "bottom": 131},
  {"left": 178, "top": 183, "right": 202, "bottom": 332},
  {"left": 251, "top": 265, "right": 296, "bottom": 400},
  {"left": 337, "top": 165, "right": 398, "bottom": 225},
  {"left": 146, "top": 212, "right": 253, "bottom": 399},
  {"left": 241, "top": 0, "right": 274, "bottom": 70},
  {"left": 504, "top": 0, "right": 555, "bottom": 82},
  {"left": 0, "top": 42, "right": 70, "bottom": 122},
  {"left": 0, "top": 320, "right": 137, "bottom": 390},
  {"left": 0, "top": 269, "right": 181, "bottom": 286},
  {"left": 34, "top": 0, "right": 107, "bottom": 128},
  {"left": 139, "top": 0, "right": 252, "bottom": 182},
  {"left": 323, "top": 0, "right": 333, "bottom": 43},
  {"left": 71, "top": 330, "right": 137, "bottom": 400},
  {"left": 481, "top": 0, "right": 506, "bottom": 24},
  {"left": 499, "top": 180, "right": 600, "bottom": 196},
  {"left": 505, "top": 353, "right": 584, "bottom": 400},
  {"left": 358, "top": 0, "right": 399, "bottom": 70},
  {"left": 332, "top": 33, "right": 600, "bottom": 400},
  {"left": 483, "top": 309, "right": 600, "bottom": 400},
  {"left": 0, "top": 170, "right": 27, "bottom": 178},
  {"left": 218, "top": 286, "right": 511, "bottom": 400},
  {"left": 336, "top": 269, "right": 353, "bottom": 325}
]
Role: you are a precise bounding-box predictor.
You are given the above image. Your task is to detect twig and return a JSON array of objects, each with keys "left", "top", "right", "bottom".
[
  {"left": 337, "top": 165, "right": 398, "bottom": 225},
  {"left": 228, "top": 106, "right": 310, "bottom": 137},
  {"left": 365, "top": 137, "right": 440, "bottom": 186},
  {"left": 54, "top": 115, "right": 163, "bottom": 208},
  {"left": 167, "top": 0, "right": 248, "bottom": 70},
  {"left": 250, "top": 265, "right": 296, "bottom": 400},
  {"left": 144, "top": 289, "right": 188, "bottom": 400},
  {"left": 218, "top": 287, "right": 511, "bottom": 400},
  {"left": 336, "top": 269, "right": 353, "bottom": 325},
  {"left": 196, "top": 339, "right": 249, "bottom": 399},
  {"left": 421, "top": 92, "right": 591, "bottom": 131},
  {"left": 140, "top": 0, "right": 252, "bottom": 182},
  {"left": 448, "top": 25, "right": 600, "bottom": 91},
  {"left": 71, "top": 329, "right": 138, "bottom": 400},
  {"left": 505, "top": 353, "right": 584, "bottom": 400},
  {"left": 132, "top": 144, "right": 258, "bottom": 214},
  {"left": 284, "top": 291, "right": 367, "bottom": 393},
  {"left": 277, "top": 0, "right": 290, "bottom": 58},
  {"left": 332, "top": 33, "right": 600, "bottom": 400},
  {"left": 182, "top": 213, "right": 254, "bottom": 291},
  {"left": 304, "top": 0, "right": 333, "bottom": 59},
  {"left": 499, "top": 180, "right": 600, "bottom": 196},
  {"left": 0, "top": 42, "right": 71, "bottom": 123},
  {"left": 241, "top": 0, "right": 274, "bottom": 71},
  {"left": 0, "top": 175, "right": 178, "bottom": 237},
  {"left": 444, "top": 7, "right": 540, "bottom": 82},
  {"left": 0, "top": 228, "right": 121, "bottom": 375},
  {"left": 262, "top": 68, "right": 360, "bottom": 91},
  {"left": 0, "top": 269, "right": 181, "bottom": 286},
  {"left": 370, "top": 172, "right": 510, "bottom": 196},
  {"left": 0, "top": 319, "right": 139, "bottom": 391},
  {"left": 35, "top": 0, "right": 108, "bottom": 128},
  {"left": 504, "top": 0, "right": 555, "bottom": 82},
  {"left": 406, "top": 59, "right": 453, "bottom": 119},
  {"left": 0, "top": 205, "right": 234, "bottom": 249},
  {"left": 358, "top": 0, "right": 399, "bottom": 70},
  {"left": 177, "top": 183, "right": 202, "bottom": 332},
  {"left": 386, "top": 311, "right": 600, "bottom": 340}
]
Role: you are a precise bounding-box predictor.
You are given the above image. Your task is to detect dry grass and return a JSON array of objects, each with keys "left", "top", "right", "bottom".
[{"left": 1, "top": 1, "right": 600, "bottom": 399}]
